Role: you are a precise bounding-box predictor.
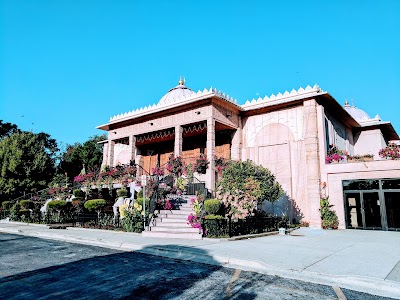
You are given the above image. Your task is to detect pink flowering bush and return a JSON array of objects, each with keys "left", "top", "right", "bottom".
[
  {"left": 187, "top": 213, "right": 202, "bottom": 229},
  {"left": 152, "top": 166, "right": 164, "bottom": 176},
  {"left": 215, "top": 156, "right": 229, "bottom": 173},
  {"left": 379, "top": 143, "right": 400, "bottom": 160}
]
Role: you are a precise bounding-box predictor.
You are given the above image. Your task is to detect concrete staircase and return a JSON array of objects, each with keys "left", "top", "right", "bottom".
[{"left": 142, "top": 195, "right": 202, "bottom": 240}]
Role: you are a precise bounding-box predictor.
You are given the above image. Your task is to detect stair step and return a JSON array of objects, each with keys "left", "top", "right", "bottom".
[
  {"left": 150, "top": 226, "right": 200, "bottom": 233},
  {"left": 159, "top": 210, "right": 191, "bottom": 215},
  {"left": 153, "top": 220, "right": 190, "bottom": 227},
  {"left": 142, "top": 231, "right": 202, "bottom": 240},
  {"left": 158, "top": 218, "right": 188, "bottom": 224},
  {"left": 158, "top": 214, "right": 188, "bottom": 219}
]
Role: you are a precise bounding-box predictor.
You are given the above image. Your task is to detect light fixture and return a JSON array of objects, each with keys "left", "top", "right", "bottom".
[
  {"left": 149, "top": 122, "right": 154, "bottom": 126},
  {"left": 195, "top": 111, "right": 201, "bottom": 115}
]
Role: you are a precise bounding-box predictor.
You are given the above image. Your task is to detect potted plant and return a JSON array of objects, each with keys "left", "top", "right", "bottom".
[
  {"left": 194, "top": 154, "right": 209, "bottom": 174},
  {"left": 379, "top": 143, "right": 400, "bottom": 160},
  {"left": 326, "top": 145, "right": 346, "bottom": 164}
]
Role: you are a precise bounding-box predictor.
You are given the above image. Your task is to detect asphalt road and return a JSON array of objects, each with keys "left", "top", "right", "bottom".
[{"left": 0, "top": 233, "right": 393, "bottom": 300}]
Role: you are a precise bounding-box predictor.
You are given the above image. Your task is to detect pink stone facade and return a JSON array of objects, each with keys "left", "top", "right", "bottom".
[{"left": 97, "top": 82, "right": 400, "bottom": 230}]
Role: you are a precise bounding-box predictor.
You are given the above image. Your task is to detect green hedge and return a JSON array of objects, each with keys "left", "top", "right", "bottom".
[
  {"left": 84, "top": 199, "right": 106, "bottom": 212},
  {"left": 20, "top": 200, "right": 33, "bottom": 210},
  {"left": 48, "top": 200, "right": 67, "bottom": 211},
  {"left": 205, "top": 214, "right": 224, "bottom": 220},
  {"left": 2, "top": 201, "right": 12, "bottom": 210},
  {"left": 117, "top": 188, "right": 129, "bottom": 198},
  {"left": 73, "top": 189, "right": 85, "bottom": 198},
  {"left": 204, "top": 199, "right": 221, "bottom": 215}
]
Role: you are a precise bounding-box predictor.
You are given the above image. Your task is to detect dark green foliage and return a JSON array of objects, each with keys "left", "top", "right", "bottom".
[
  {"left": 204, "top": 199, "right": 221, "bottom": 215},
  {"left": 0, "top": 131, "right": 58, "bottom": 200},
  {"left": 73, "top": 189, "right": 85, "bottom": 198},
  {"left": 48, "top": 200, "right": 67, "bottom": 211},
  {"left": 217, "top": 160, "right": 283, "bottom": 204},
  {"left": 117, "top": 188, "right": 128, "bottom": 198},
  {"left": 19, "top": 200, "right": 33, "bottom": 209},
  {"left": 204, "top": 214, "right": 224, "bottom": 220},
  {"left": 84, "top": 199, "right": 106, "bottom": 212},
  {"left": 320, "top": 197, "right": 339, "bottom": 229},
  {"left": 9, "top": 203, "right": 20, "bottom": 221},
  {"left": 58, "top": 134, "right": 106, "bottom": 181},
  {"left": 203, "top": 218, "right": 229, "bottom": 238},
  {"left": 122, "top": 209, "right": 144, "bottom": 233},
  {"left": 2, "top": 201, "right": 12, "bottom": 210},
  {"left": 136, "top": 198, "right": 150, "bottom": 209},
  {"left": 0, "top": 120, "right": 19, "bottom": 140}
]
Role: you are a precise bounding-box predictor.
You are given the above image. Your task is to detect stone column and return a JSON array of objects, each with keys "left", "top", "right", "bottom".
[
  {"left": 303, "top": 99, "right": 322, "bottom": 227},
  {"left": 101, "top": 142, "right": 109, "bottom": 169},
  {"left": 129, "top": 135, "right": 136, "bottom": 163},
  {"left": 107, "top": 140, "right": 115, "bottom": 167},
  {"left": 174, "top": 125, "right": 183, "bottom": 157},
  {"left": 206, "top": 118, "right": 216, "bottom": 192},
  {"left": 231, "top": 119, "right": 242, "bottom": 161}
]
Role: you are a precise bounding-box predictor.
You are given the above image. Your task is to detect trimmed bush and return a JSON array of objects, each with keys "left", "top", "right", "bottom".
[
  {"left": 48, "top": 200, "right": 67, "bottom": 211},
  {"left": 204, "top": 199, "right": 221, "bottom": 215},
  {"left": 84, "top": 199, "right": 107, "bottom": 213},
  {"left": 2, "top": 201, "right": 12, "bottom": 210},
  {"left": 73, "top": 189, "right": 85, "bottom": 198},
  {"left": 205, "top": 214, "right": 224, "bottom": 220},
  {"left": 117, "top": 188, "right": 128, "bottom": 198},
  {"left": 136, "top": 198, "right": 150, "bottom": 209},
  {"left": 20, "top": 200, "right": 33, "bottom": 210}
]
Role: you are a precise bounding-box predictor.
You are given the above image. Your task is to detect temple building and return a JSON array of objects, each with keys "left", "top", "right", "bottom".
[{"left": 97, "top": 78, "right": 400, "bottom": 231}]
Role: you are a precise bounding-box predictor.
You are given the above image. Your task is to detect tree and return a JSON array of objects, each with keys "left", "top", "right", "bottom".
[
  {"left": 217, "top": 160, "right": 283, "bottom": 204},
  {"left": 58, "top": 134, "right": 106, "bottom": 181},
  {"left": 0, "top": 131, "right": 58, "bottom": 200},
  {"left": 0, "top": 120, "right": 19, "bottom": 140}
]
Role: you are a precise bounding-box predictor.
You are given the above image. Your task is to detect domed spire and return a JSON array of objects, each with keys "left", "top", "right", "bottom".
[
  {"left": 344, "top": 100, "right": 350, "bottom": 107},
  {"left": 178, "top": 76, "right": 186, "bottom": 86},
  {"left": 158, "top": 78, "right": 195, "bottom": 105}
]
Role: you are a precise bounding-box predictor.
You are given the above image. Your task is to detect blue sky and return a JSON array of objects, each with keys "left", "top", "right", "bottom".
[{"left": 1, "top": 0, "right": 399, "bottom": 148}]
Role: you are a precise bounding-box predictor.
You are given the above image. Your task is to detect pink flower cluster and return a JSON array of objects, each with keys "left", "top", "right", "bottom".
[
  {"left": 187, "top": 213, "right": 202, "bottom": 229},
  {"left": 152, "top": 166, "right": 164, "bottom": 176},
  {"left": 379, "top": 144, "right": 400, "bottom": 160},
  {"left": 326, "top": 153, "right": 344, "bottom": 164}
]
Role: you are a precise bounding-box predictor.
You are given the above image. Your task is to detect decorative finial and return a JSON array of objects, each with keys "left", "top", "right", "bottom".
[
  {"left": 344, "top": 100, "right": 349, "bottom": 106},
  {"left": 178, "top": 76, "right": 184, "bottom": 85}
]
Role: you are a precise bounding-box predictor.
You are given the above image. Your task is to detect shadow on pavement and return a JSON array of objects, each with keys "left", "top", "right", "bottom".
[{"left": 0, "top": 235, "right": 258, "bottom": 299}]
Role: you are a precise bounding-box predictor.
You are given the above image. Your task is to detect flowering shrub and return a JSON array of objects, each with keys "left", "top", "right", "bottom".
[
  {"left": 194, "top": 154, "right": 209, "bottom": 174},
  {"left": 187, "top": 213, "right": 202, "bottom": 230},
  {"left": 319, "top": 197, "right": 339, "bottom": 229},
  {"left": 152, "top": 166, "right": 164, "bottom": 176},
  {"left": 379, "top": 143, "right": 400, "bottom": 160},
  {"left": 215, "top": 156, "right": 229, "bottom": 173},
  {"left": 216, "top": 186, "right": 257, "bottom": 219}
]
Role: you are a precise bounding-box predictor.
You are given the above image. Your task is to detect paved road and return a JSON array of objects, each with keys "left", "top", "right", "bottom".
[{"left": 0, "top": 233, "right": 393, "bottom": 300}]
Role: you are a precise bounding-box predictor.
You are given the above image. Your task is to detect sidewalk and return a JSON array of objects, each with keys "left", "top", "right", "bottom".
[{"left": 1, "top": 220, "right": 399, "bottom": 299}]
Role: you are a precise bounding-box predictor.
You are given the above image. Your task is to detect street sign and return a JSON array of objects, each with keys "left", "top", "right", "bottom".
[{"left": 141, "top": 175, "right": 147, "bottom": 187}]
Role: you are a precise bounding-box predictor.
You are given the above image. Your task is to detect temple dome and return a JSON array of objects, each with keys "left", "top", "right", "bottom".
[
  {"left": 158, "top": 78, "right": 195, "bottom": 105},
  {"left": 343, "top": 101, "right": 371, "bottom": 121}
]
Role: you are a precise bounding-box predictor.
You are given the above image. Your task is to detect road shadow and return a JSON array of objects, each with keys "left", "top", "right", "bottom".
[{"left": 0, "top": 235, "right": 258, "bottom": 299}]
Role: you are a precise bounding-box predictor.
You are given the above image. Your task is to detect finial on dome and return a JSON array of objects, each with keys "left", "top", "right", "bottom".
[
  {"left": 344, "top": 100, "right": 350, "bottom": 107},
  {"left": 178, "top": 76, "right": 184, "bottom": 85}
]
